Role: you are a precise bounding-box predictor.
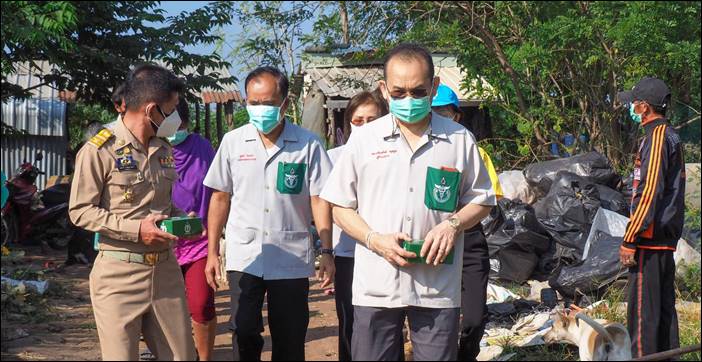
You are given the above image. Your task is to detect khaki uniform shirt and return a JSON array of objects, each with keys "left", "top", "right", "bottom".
[
  {"left": 320, "top": 113, "right": 496, "bottom": 308},
  {"left": 69, "top": 119, "right": 184, "bottom": 253}
]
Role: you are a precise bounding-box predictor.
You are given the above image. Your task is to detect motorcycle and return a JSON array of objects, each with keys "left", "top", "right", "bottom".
[{"left": 1, "top": 152, "right": 94, "bottom": 264}]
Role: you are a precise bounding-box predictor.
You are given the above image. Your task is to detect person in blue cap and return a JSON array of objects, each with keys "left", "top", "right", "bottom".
[{"left": 432, "top": 84, "right": 501, "bottom": 361}]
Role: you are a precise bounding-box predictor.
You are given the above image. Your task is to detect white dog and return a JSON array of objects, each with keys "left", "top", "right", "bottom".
[{"left": 543, "top": 308, "right": 631, "bottom": 361}]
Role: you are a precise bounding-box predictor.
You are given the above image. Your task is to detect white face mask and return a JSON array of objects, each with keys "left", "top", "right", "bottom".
[
  {"left": 151, "top": 106, "right": 182, "bottom": 138},
  {"left": 350, "top": 123, "right": 361, "bottom": 132}
]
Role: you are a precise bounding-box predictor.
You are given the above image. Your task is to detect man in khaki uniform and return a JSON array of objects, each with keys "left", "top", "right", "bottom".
[{"left": 69, "top": 64, "right": 196, "bottom": 361}]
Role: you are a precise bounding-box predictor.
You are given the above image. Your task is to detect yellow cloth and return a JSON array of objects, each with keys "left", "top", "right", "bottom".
[{"left": 479, "top": 147, "right": 503, "bottom": 199}]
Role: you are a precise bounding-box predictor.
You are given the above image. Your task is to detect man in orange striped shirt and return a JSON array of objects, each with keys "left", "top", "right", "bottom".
[{"left": 617, "top": 77, "right": 685, "bottom": 358}]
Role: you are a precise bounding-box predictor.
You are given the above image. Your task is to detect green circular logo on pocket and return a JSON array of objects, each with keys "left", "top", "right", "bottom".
[
  {"left": 432, "top": 177, "right": 451, "bottom": 204},
  {"left": 284, "top": 168, "right": 299, "bottom": 189}
]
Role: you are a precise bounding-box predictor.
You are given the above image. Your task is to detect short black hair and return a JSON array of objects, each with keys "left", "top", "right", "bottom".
[
  {"left": 111, "top": 83, "right": 126, "bottom": 105},
  {"left": 432, "top": 104, "right": 460, "bottom": 118},
  {"left": 650, "top": 95, "right": 670, "bottom": 116},
  {"left": 383, "top": 43, "right": 434, "bottom": 81},
  {"left": 124, "top": 64, "right": 185, "bottom": 111},
  {"left": 244, "top": 66, "right": 289, "bottom": 99},
  {"left": 176, "top": 96, "right": 190, "bottom": 124}
]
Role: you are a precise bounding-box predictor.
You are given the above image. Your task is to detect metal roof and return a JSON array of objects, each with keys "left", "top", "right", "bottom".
[
  {"left": 4, "top": 61, "right": 75, "bottom": 101},
  {"left": 305, "top": 67, "right": 384, "bottom": 99},
  {"left": 2, "top": 61, "right": 67, "bottom": 136},
  {"left": 7, "top": 60, "right": 244, "bottom": 106},
  {"left": 303, "top": 54, "right": 494, "bottom": 104}
]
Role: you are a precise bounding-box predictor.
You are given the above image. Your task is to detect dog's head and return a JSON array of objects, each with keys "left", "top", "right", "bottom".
[{"left": 543, "top": 308, "right": 580, "bottom": 344}]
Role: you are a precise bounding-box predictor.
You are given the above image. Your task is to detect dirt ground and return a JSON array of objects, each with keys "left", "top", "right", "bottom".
[{"left": 1, "top": 247, "right": 339, "bottom": 361}]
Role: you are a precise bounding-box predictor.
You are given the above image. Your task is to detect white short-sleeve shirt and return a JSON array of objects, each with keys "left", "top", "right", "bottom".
[
  {"left": 320, "top": 112, "right": 496, "bottom": 308},
  {"left": 204, "top": 120, "right": 332, "bottom": 280},
  {"left": 327, "top": 146, "right": 357, "bottom": 258}
]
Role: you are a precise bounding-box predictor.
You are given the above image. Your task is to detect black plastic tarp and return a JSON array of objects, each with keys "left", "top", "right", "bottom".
[
  {"left": 523, "top": 152, "right": 620, "bottom": 196},
  {"left": 549, "top": 230, "right": 628, "bottom": 298},
  {"left": 486, "top": 198, "right": 552, "bottom": 282},
  {"left": 534, "top": 172, "right": 602, "bottom": 265}
]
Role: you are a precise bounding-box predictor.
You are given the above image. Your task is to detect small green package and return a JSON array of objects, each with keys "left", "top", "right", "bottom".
[
  {"left": 403, "top": 240, "right": 454, "bottom": 265},
  {"left": 158, "top": 216, "right": 203, "bottom": 237}
]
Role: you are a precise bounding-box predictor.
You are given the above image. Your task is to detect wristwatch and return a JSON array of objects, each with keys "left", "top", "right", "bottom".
[
  {"left": 320, "top": 248, "right": 334, "bottom": 256},
  {"left": 447, "top": 216, "right": 461, "bottom": 231}
]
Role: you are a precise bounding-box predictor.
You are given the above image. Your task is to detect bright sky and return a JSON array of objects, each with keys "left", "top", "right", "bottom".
[{"left": 160, "top": 1, "right": 316, "bottom": 93}]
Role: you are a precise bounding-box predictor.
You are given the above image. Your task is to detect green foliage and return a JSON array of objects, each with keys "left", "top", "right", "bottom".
[
  {"left": 233, "top": 108, "right": 249, "bottom": 130},
  {"left": 67, "top": 102, "right": 116, "bottom": 150},
  {"left": 677, "top": 262, "right": 701, "bottom": 302},
  {"left": 2, "top": 1, "right": 236, "bottom": 107},
  {"left": 385, "top": 1, "right": 701, "bottom": 169},
  {"left": 1, "top": 1, "right": 77, "bottom": 100},
  {"left": 684, "top": 143, "right": 702, "bottom": 163},
  {"left": 679, "top": 302, "right": 702, "bottom": 361}
]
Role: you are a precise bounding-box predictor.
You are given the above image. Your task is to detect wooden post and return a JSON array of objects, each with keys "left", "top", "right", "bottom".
[
  {"left": 194, "top": 101, "right": 201, "bottom": 134},
  {"left": 225, "top": 100, "right": 234, "bottom": 131},
  {"left": 216, "top": 103, "right": 223, "bottom": 143},
  {"left": 204, "top": 103, "right": 211, "bottom": 141},
  {"left": 64, "top": 102, "right": 72, "bottom": 173},
  {"left": 327, "top": 105, "right": 336, "bottom": 148}
]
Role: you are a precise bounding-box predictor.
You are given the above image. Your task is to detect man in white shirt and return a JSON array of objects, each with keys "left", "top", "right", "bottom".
[{"left": 320, "top": 43, "right": 496, "bottom": 361}]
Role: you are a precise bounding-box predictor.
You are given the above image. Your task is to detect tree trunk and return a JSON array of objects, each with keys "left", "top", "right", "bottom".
[
  {"left": 216, "top": 103, "right": 223, "bottom": 143},
  {"left": 340, "top": 1, "right": 350, "bottom": 44},
  {"left": 456, "top": 2, "right": 548, "bottom": 145},
  {"left": 204, "top": 103, "right": 211, "bottom": 141}
]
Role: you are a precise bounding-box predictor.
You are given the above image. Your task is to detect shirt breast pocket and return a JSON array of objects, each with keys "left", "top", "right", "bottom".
[
  {"left": 424, "top": 166, "right": 461, "bottom": 212},
  {"left": 106, "top": 172, "right": 147, "bottom": 210},
  {"left": 155, "top": 169, "right": 179, "bottom": 206}
]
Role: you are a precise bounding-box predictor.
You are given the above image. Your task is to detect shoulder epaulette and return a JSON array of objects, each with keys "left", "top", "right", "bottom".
[{"left": 88, "top": 128, "right": 114, "bottom": 148}]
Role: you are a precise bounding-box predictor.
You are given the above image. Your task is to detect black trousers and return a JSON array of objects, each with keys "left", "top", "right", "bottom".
[
  {"left": 227, "top": 271, "right": 310, "bottom": 361},
  {"left": 457, "top": 226, "right": 490, "bottom": 361},
  {"left": 627, "top": 249, "right": 680, "bottom": 358},
  {"left": 334, "top": 256, "right": 355, "bottom": 361}
]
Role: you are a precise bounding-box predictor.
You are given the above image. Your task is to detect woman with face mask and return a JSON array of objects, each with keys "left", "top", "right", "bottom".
[
  {"left": 328, "top": 88, "right": 388, "bottom": 361},
  {"left": 168, "top": 97, "right": 217, "bottom": 360}
]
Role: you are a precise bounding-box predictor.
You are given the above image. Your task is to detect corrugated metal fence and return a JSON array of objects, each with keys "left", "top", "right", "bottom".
[
  {"left": 2, "top": 61, "right": 69, "bottom": 190},
  {"left": 1, "top": 135, "right": 68, "bottom": 190}
]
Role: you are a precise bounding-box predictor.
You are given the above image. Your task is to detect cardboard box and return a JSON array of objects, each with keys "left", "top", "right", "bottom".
[
  {"left": 158, "top": 217, "right": 203, "bottom": 237},
  {"left": 403, "top": 240, "right": 454, "bottom": 265}
]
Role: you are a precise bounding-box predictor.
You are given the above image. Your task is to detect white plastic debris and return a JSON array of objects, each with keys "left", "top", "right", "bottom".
[
  {"left": 477, "top": 345, "right": 504, "bottom": 361},
  {"left": 486, "top": 283, "right": 520, "bottom": 304},
  {"left": 511, "top": 312, "right": 551, "bottom": 336},
  {"left": 582, "top": 208, "right": 629, "bottom": 260},
  {"left": 498, "top": 170, "right": 537, "bottom": 204},
  {"left": 674, "top": 238, "right": 701, "bottom": 267},
  {"left": 1, "top": 276, "right": 49, "bottom": 295}
]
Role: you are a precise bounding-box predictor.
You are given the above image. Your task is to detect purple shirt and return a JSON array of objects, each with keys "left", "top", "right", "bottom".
[{"left": 171, "top": 133, "right": 215, "bottom": 265}]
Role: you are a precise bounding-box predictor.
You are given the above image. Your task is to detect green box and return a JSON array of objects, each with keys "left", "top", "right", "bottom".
[
  {"left": 158, "top": 217, "right": 203, "bottom": 237},
  {"left": 403, "top": 240, "right": 454, "bottom": 265}
]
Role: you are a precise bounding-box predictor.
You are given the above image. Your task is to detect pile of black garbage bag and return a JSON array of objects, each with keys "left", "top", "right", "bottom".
[{"left": 482, "top": 151, "right": 631, "bottom": 295}]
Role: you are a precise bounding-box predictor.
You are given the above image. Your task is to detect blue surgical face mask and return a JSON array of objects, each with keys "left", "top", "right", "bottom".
[
  {"left": 629, "top": 103, "right": 642, "bottom": 124},
  {"left": 167, "top": 129, "right": 189, "bottom": 146},
  {"left": 388, "top": 85, "right": 433, "bottom": 124},
  {"left": 247, "top": 103, "right": 283, "bottom": 134}
]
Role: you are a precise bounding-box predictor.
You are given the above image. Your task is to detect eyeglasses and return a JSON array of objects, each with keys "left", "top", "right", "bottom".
[{"left": 388, "top": 88, "right": 431, "bottom": 99}]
